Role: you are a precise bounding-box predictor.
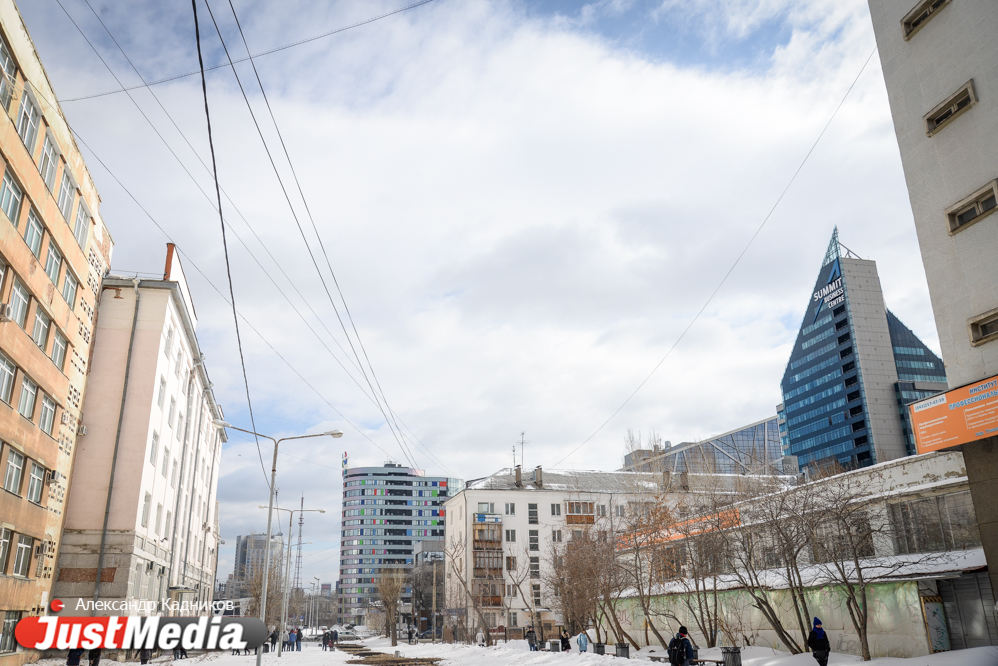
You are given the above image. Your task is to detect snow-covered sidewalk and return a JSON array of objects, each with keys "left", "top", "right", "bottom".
[{"left": 31, "top": 640, "right": 998, "bottom": 666}]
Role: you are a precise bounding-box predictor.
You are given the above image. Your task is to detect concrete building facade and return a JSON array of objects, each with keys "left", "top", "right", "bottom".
[
  {"left": 0, "top": 1, "right": 113, "bottom": 661},
  {"left": 866, "top": 0, "right": 998, "bottom": 601},
  {"left": 225, "top": 532, "right": 283, "bottom": 600},
  {"left": 52, "top": 247, "right": 224, "bottom": 617}
]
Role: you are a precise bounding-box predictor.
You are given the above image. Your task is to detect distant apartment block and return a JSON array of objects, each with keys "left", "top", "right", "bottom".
[{"left": 226, "top": 532, "right": 284, "bottom": 600}]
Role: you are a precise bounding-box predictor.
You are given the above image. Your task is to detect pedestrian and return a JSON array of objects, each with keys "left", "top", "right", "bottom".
[
  {"left": 283, "top": 629, "right": 290, "bottom": 651},
  {"left": 526, "top": 625, "right": 537, "bottom": 652},
  {"left": 296, "top": 627, "right": 303, "bottom": 651},
  {"left": 139, "top": 648, "right": 151, "bottom": 665},
  {"left": 576, "top": 632, "right": 588, "bottom": 653},
  {"left": 667, "top": 626, "right": 695, "bottom": 666},
  {"left": 288, "top": 629, "right": 297, "bottom": 652},
  {"left": 410, "top": 626, "right": 417, "bottom": 645},
  {"left": 88, "top": 648, "right": 101, "bottom": 666},
  {"left": 559, "top": 629, "right": 570, "bottom": 652},
  {"left": 807, "top": 617, "right": 830, "bottom": 666},
  {"left": 331, "top": 629, "right": 339, "bottom": 647},
  {"left": 270, "top": 630, "right": 278, "bottom": 652},
  {"left": 67, "top": 648, "right": 85, "bottom": 666},
  {"left": 476, "top": 628, "right": 485, "bottom": 647}
]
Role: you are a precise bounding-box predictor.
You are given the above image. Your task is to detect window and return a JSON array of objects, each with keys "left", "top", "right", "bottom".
[
  {"left": 902, "top": 0, "right": 950, "bottom": 40},
  {"left": 10, "top": 279, "right": 28, "bottom": 328},
  {"left": 924, "top": 80, "right": 976, "bottom": 136},
  {"left": 168, "top": 398, "right": 176, "bottom": 426},
  {"left": 16, "top": 92, "right": 40, "bottom": 150},
  {"left": 0, "top": 610, "right": 21, "bottom": 653},
  {"left": 477, "top": 502, "right": 494, "bottom": 514},
  {"left": 171, "top": 460, "right": 177, "bottom": 487},
  {"left": 504, "top": 502, "right": 515, "bottom": 515},
  {"left": 505, "top": 529, "right": 515, "bottom": 542},
  {"left": 61, "top": 270, "right": 78, "bottom": 306},
  {"left": 157, "top": 376, "right": 166, "bottom": 408},
  {"left": 176, "top": 414, "right": 184, "bottom": 440},
  {"left": 27, "top": 462, "right": 43, "bottom": 503},
  {"left": 17, "top": 376, "right": 36, "bottom": 420},
  {"left": 24, "top": 210, "right": 42, "bottom": 258},
  {"left": 3, "top": 449, "right": 24, "bottom": 493},
  {"left": 141, "top": 492, "right": 151, "bottom": 527},
  {"left": 532, "top": 583, "right": 541, "bottom": 605},
  {"left": 528, "top": 503, "right": 538, "bottom": 524},
  {"left": 528, "top": 529, "right": 539, "bottom": 551},
  {"left": 164, "top": 326, "right": 174, "bottom": 357},
  {"left": 165, "top": 510, "right": 172, "bottom": 534},
  {"left": 51, "top": 331, "right": 67, "bottom": 370},
  {"left": 44, "top": 243, "right": 62, "bottom": 284},
  {"left": 39, "top": 395, "right": 55, "bottom": 435},
  {"left": 38, "top": 135, "right": 58, "bottom": 189},
  {"left": 946, "top": 180, "right": 998, "bottom": 234},
  {"left": 572, "top": 530, "right": 583, "bottom": 541},
  {"left": 969, "top": 309, "right": 998, "bottom": 347},
  {"left": 552, "top": 529, "right": 562, "bottom": 543},
  {"left": 550, "top": 503, "right": 561, "bottom": 516},
  {"left": 568, "top": 502, "right": 594, "bottom": 515},
  {"left": 597, "top": 504, "right": 606, "bottom": 517},
  {"left": 73, "top": 203, "right": 89, "bottom": 248},
  {"left": 150, "top": 431, "right": 159, "bottom": 465},
  {"left": 0, "top": 38, "right": 17, "bottom": 111},
  {"left": 32, "top": 309, "right": 50, "bottom": 349},
  {"left": 615, "top": 504, "right": 625, "bottom": 517},
  {"left": 891, "top": 491, "right": 980, "bottom": 554},
  {"left": 529, "top": 557, "right": 540, "bottom": 578},
  {"left": 505, "top": 556, "right": 516, "bottom": 571},
  {"left": 0, "top": 171, "right": 21, "bottom": 224},
  {"left": 155, "top": 504, "right": 163, "bottom": 535},
  {"left": 162, "top": 447, "right": 169, "bottom": 477},
  {"left": 0, "top": 529, "right": 9, "bottom": 573},
  {"left": 12, "top": 534, "right": 31, "bottom": 577},
  {"left": 57, "top": 168, "right": 75, "bottom": 219},
  {"left": 0, "top": 354, "right": 14, "bottom": 403}
]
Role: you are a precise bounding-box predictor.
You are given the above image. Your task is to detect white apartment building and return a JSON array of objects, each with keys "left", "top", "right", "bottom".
[
  {"left": 52, "top": 244, "right": 225, "bottom": 615},
  {"left": 443, "top": 466, "right": 659, "bottom": 639},
  {"left": 866, "top": 0, "right": 998, "bottom": 599}
]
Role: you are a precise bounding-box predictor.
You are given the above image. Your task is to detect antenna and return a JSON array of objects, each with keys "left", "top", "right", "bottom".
[
  {"left": 293, "top": 495, "right": 304, "bottom": 597},
  {"left": 519, "top": 432, "right": 526, "bottom": 469}
]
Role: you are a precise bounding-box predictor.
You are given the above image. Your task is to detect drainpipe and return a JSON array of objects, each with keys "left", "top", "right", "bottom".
[
  {"left": 93, "top": 279, "right": 141, "bottom": 605},
  {"left": 166, "top": 369, "right": 196, "bottom": 610}
]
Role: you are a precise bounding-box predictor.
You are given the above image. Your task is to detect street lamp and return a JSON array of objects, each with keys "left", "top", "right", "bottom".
[
  {"left": 312, "top": 576, "right": 321, "bottom": 631},
  {"left": 216, "top": 420, "right": 341, "bottom": 666},
  {"left": 263, "top": 504, "right": 323, "bottom": 657}
]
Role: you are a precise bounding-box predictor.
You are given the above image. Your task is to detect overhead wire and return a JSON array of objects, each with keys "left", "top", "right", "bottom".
[
  {"left": 53, "top": 0, "right": 428, "bottom": 467},
  {"left": 200, "top": 0, "right": 419, "bottom": 468},
  {"left": 219, "top": 0, "right": 439, "bottom": 475},
  {"left": 190, "top": 0, "right": 265, "bottom": 494},
  {"left": 549, "top": 45, "right": 880, "bottom": 468},
  {"left": 60, "top": 0, "right": 438, "bottom": 103},
  {"left": 68, "top": 126, "right": 399, "bottom": 462}
]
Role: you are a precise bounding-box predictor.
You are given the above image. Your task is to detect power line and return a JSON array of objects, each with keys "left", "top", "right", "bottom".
[
  {"left": 60, "top": 0, "right": 438, "bottom": 103},
  {"left": 549, "top": 46, "right": 880, "bottom": 468},
  {"left": 68, "top": 127, "right": 399, "bottom": 462},
  {"left": 201, "top": 0, "right": 418, "bottom": 469}
]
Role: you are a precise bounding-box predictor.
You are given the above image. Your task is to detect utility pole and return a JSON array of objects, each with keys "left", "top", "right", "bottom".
[
  {"left": 518, "top": 432, "right": 525, "bottom": 470},
  {"left": 293, "top": 496, "right": 304, "bottom": 622},
  {"left": 431, "top": 559, "right": 437, "bottom": 644}
]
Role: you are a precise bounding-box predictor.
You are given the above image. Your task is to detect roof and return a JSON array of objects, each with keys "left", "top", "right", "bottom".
[{"left": 465, "top": 468, "right": 661, "bottom": 493}]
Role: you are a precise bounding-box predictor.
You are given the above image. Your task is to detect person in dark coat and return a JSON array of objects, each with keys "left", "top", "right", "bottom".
[
  {"left": 525, "top": 626, "right": 537, "bottom": 651},
  {"left": 88, "top": 648, "right": 101, "bottom": 666},
  {"left": 139, "top": 649, "right": 151, "bottom": 664},
  {"left": 67, "top": 648, "right": 85, "bottom": 666},
  {"left": 270, "top": 630, "right": 278, "bottom": 652},
  {"left": 807, "top": 617, "right": 830, "bottom": 666},
  {"left": 559, "top": 629, "right": 571, "bottom": 652},
  {"left": 668, "top": 626, "right": 696, "bottom": 666},
  {"left": 331, "top": 629, "right": 338, "bottom": 647}
]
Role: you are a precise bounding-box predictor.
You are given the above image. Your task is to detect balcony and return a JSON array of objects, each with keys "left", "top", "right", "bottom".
[
  {"left": 475, "top": 595, "right": 503, "bottom": 608},
  {"left": 566, "top": 514, "right": 594, "bottom": 525},
  {"left": 473, "top": 513, "right": 502, "bottom": 524},
  {"left": 473, "top": 567, "right": 503, "bottom": 579}
]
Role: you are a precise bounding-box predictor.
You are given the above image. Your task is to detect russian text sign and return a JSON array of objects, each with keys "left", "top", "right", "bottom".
[{"left": 910, "top": 374, "right": 998, "bottom": 453}]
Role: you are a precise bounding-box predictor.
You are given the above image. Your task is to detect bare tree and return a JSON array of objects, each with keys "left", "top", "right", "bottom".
[
  {"left": 377, "top": 567, "right": 408, "bottom": 646},
  {"left": 246, "top": 563, "right": 284, "bottom": 630}
]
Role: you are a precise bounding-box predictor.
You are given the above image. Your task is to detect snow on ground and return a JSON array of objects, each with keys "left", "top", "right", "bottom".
[{"left": 31, "top": 640, "right": 998, "bottom": 666}]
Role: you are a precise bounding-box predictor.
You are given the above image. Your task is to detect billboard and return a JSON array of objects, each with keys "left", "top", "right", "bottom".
[{"left": 910, "top": 374, "right": 998, "bottom": 454}]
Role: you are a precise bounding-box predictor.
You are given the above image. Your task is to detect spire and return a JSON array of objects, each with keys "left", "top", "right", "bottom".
[{"left": 822, "top": 227, "right": 840, "bottom": 267}]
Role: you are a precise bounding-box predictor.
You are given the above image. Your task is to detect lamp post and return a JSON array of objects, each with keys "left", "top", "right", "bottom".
[
  {"left": 216, "top": 420, "right": 341, "bottom": 666},
  {"left": 312, "top": 576, "right": 320, "bottom": 631},
  {"left": 264, "top": 505, "right": 323, "bottom": 657}
]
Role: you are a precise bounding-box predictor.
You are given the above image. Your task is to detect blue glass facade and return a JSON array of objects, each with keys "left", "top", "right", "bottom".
[{"left": 780, "top": 230, "right": 946, "bottom": 468}]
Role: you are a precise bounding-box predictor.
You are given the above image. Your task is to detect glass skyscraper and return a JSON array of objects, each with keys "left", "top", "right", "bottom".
[{"left": 780, "top": 229, "right": 947, "bottom": 468}]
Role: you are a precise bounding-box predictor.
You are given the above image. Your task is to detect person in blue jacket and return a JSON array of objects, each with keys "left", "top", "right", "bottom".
[
  {"left": 576, "top": 632, "right": 589, "bottom": 653},
  {"left": 667, "top": 626, "right": 695, "bottom": 666}
]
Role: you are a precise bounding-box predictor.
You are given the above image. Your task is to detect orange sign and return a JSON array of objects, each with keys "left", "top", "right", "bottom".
[{"left": 910, "top": 374, "right": 998, "bottom": 454}]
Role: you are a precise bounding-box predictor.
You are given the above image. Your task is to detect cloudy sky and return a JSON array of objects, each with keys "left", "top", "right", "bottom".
[{"left": 21, "top": 0, "right": 935, "bottom": 586}]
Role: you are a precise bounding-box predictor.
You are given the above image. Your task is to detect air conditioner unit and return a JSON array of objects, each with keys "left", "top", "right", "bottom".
[
  {"left": 146, "top": 561, "right": 155, "bottom": 571},
  {"left": 0, "top": 303, "right": 11, "bottom": 322},
  {"left": 77, "top": 425, "right": 87, "bottom": 436},
  {"left": 61, "top": 412, "right": 71, "bottom": 424},
  {"left": 159, "top": 566, "right": 166, "bottom": 576},
  {"left": 47, "top": 470, "right": 61, "bottom": 485}
]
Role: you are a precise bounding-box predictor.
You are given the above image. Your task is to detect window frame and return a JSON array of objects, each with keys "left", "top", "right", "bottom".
[
  {"left": 39, "top": 395, "right": 55, "bottom": 435},
  {"left": 946, "top": 179, "right": 998, "bottom": 235},
  {"left": 0, "top": 36, "right": 18, "bottom": 112},
  {"left": 0, "top": 528, "right": 9, "bottom": 574},
  {"left": 968, "top": 306, "right": 998, "bottom": 348},
  {"left": 11, "top": 534, "right": 31, "bottom": 577},
  {"left": 56, "top": 167, "right": 75, "bottom": 220},
  {"left": 0, "top": 171, "right": 22, "bottom": 226},
  {"left": 26, "top": 461, "right": 44, "bottom": 503},
  {"left": 38, "top": 133, "right": 58, "bottom": 190},
  {"left": 0, "top": 353, "right": 15, "bottom": 404},
  {"left": 61, "top": 269, "right": 78, "bottom": 306},
  {"left": 24, "top": 209, "right": 43, "bottom": 258},
  {"left": 3, "top": 448, "right": 24, "bottom": 494},
  {"left": 924, "top": 80, "right": 977, "bottom": 137},
  {"left": 51, "top": 330, "right": 67, "bottom": 371},
  {"left": 44, "top": 241, "right": 62, "bottom": 284},
  {"left": 31, "top": 308, "right": 50, "bottom": 350},
  {"left": 72, "top": 201, "right": 90, "bottom": 248},
  {"left": 901, "top": 0, "right": 950, "bottom": 40},
  {"left": 17, "top": 375, "right": 36, "bottom": 420},
  {"left": 16, "top": 88, "right": 40, "bottom": 153}
]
